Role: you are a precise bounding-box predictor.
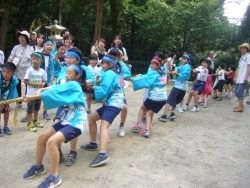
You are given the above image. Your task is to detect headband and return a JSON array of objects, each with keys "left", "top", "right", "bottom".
[
  {"left": 151, "top": 58, "right": 161, "bottom": 66},
  {"left": 70, "top": 64, "right": 82, "bottom": 76},
  {"left": 183, "top": 54, "right": 191, "bottom": 60},
  {"left": 66, "top": 51, "right": 80, "bottom": 59},
  {"left": 31, "top": 52, "right": 43, "bottom": 60},
  {"left": 43, "top": 40, "right": 53, "bottom": 46},
  {"left": 102, "top": 56, "right": 116, "bottom": 65}
]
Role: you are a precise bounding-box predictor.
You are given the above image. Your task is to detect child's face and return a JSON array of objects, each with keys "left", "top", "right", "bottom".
[
  {"left": 181, "top": 57, "right": 189, "bottom": 64},
  {"left": 101, "top": 61, "right": 113, "bottom": 71},
  {"left": 150, "top": 61, "right": 160, "bottom": 70},
  {"left": 202, "top": 62, "right": 208, "bottom": 68},
  {"left": 58, "top": 46, "right": 66, "bottom": 57},
  {"left": 65, "top": 56, "right": 80, "bottom": 66},
  {"left": 114, "top": 37, "right": 121, "bottom": 46},
  {"left": 2, "top": 69, "right": 13, "bottom": 81},
  {"left": 66, "top": 66, "right": 80, "bottom": 81},
  {"left": 89, "top": 59, "right": 97, "bottom": 67},
  {"left": 31, "top": 56, "right": 42, "bottom": 68},
  {"left": 44, "top": 44, "right": 52, "bottom": 54}
]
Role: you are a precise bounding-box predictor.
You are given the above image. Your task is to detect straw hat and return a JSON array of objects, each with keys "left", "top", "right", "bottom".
[{"left": 238, "top": 43, "right": 250, "bottom": 51}]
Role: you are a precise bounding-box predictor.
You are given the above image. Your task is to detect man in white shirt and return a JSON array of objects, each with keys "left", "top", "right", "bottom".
[
  {"left": 233, "top": 43, "right": 250, "bottom": 112},
  {"left": 207, "top": 51, "right": 218, "bottom": 71}
]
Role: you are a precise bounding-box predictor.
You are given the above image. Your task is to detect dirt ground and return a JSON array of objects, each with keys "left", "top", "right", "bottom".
[{"left": 0, "top": 82, "right": 250, "bottom": 188}]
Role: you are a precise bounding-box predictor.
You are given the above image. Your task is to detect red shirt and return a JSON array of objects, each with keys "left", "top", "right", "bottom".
[{"left": 227, "top": 71, "right": 234, "bottom": 78}]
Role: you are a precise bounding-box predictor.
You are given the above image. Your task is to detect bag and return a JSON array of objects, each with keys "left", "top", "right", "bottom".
[{"left": 12, "top": 57, "right": 21, "bottom": 66}]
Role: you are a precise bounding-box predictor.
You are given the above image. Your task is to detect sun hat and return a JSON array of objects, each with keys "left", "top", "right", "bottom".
[
  {"left": 16, "top": 30, "right": 30, "bottom": 43},
  {"left": 238, "top": 43, "right": 250, "bottom": 51}
]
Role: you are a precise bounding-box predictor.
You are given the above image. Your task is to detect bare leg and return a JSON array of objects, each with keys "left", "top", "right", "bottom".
[
  {"left": 27, "top": 113, "right": 33, "bottom": 124},
  {"left": 137, "top": 105, "right": 146, "bottom": 124},
  {"left": 4, "top": 112, "right": 9, "bottom": 127},
  {"left": 70, "top": 137, "right": 78, "bottom": 151},
  {"left": 120, "top": 104, "right": 127, "bottom": 124},
  {"left": 33, "top": 110, "right": 38, "bottom": 121},
  {"left": 88, "top": 112, "right": 101, "bottom": 142},
  {"left": 99, "top": 120, "right": 110, "bottom": 152},
  {"left": 145, "top": 110, "right": 154, "bottom": 130},
  {"left": 194, "top": 91, "right": 199, "bottom": 106},
  {"left": 163, "top": 104, "right": 170, "bottom": 115},
  {"left": 204, "top": 95, "right": 208, "bottom": 105},
  {"left": 186, "top": 91, "right": 194, "bottom": 105}
]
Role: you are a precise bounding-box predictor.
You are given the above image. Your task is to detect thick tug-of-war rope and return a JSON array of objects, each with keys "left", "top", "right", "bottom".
[{"left": 0, "top": 97, "right": 23, "bottom": 127}]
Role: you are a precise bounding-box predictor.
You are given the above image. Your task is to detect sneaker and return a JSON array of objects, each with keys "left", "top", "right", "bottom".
[
  {"left": 169, "top": 112, "right": 176, "bottom": 120},
  {"left": 89, "top": 153, "right": 110, "bottom": 167},
  {"left": 3, "top": 127, "right": 12, "bottom": 135},
  {"left": 139, "top": 129, "right": 150, "bottom": 137},
  {"left": 178, "top": 106, "right": 183, "bottom": 113},
  {"left": 37, "top": 174, "right": 62, "bottom": 188},
  {"left": 182, "top": 105, "right": 189, "bottom": 111},
  {"left": 203, "top": 104, "right": 207, "bottom": 108},
  {"left": 169, "top": 106, "right": 172, "bottom": 110},
  {"left": 131, "top": 123, "right": 142, "bottom": 132},
  {"left": 27, "top": 123, "right": 37, "bottom": 132},
  {"left": 21, "top": 116, "right": 27, "bottom": 122},
  {"left": 18, "top": 104, "right": 24, "bottom": 109},
  {"left": 211, "top": 95, "right": 218, "bottom": 100},
  {"left": 223, "top": 94, "right": 228, "bottom": 98},
  {"left": 198, "top": 99, "right": 203, "bottom": 103},
  {"left": 141, "top": 115, "right": 146, "bottom": 124},
  {"left": 158, "top": 114, "right": 167, "bottom": 122},
  {"left": 228, "top": 95, "right": 233, "bottom": 99},
  {"left": 33, "top": 121, "right": 44, "bottom": 128},
  {"left": 0, "top": 129, "right": 4, "bottom": 137},
  {"left": 23, "top": 165, "right": 46, "bottom": 179},
  {"left": 65, "top": 152, "right": 77, "bottom": 166},
  {"left": 190, "top": 106, "right": 200, "bottom": 112},
  {"left": 80, "top": 143, "right": 99, "bottom": 150},
  {"left": 216, "top": 97, "right": 222, "bottom": 101},
  {"left": 43, "top": 112, "right": 51, "bottom": 120},
  {"left": 118, "top": 127, "right": 125, "bottom": 137},
  {"left": 59, "top": 150, "right": 63, "bottom": 163},
  {"left": 246, "top": 101, "right": 250, "bottom": 105}
]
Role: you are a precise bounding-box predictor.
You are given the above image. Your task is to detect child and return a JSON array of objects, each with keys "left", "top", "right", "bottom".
[
  {"left": 158, "top": 54, "right": 192, "bottom": 122},
  {"left": 80, "top": 55, "right": 125, "bottom": 167},
  {"left": 23, "top": 64, "right": 87, "bottom": 188},
  {"left": 202, "top": 68, "right": 213, "bottom": 108},
  {"left": 0, "top": 62, "right": 18, "bottom": 137},
  {"left": 86, "top": 54, "right": 100, "bottom": 115},
  {"left": 225, "top": 65, "right": 235, "bottom": 99},
  {"left": 183, "top": 58, "right": 209, "bottom": 112},
  {"left": 24, "top": 52, "right": 47, "bottom": 132},
  {"left": 131, "top": 56, "right": 167, "bottom": 137},
  {"left": 53, "top": 41, "right": 66, "bottom": 79},
  {"left": 211, "top": 64, "right": 226, "bottom": 101}
]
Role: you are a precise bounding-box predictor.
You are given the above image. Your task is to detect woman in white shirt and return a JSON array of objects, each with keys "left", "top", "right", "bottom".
[
  {"left": 7, "top": 30, "right": 34, "bottom": 108},
  {"left": 33, "top": 33, "right": 45, "bottom": 53}
]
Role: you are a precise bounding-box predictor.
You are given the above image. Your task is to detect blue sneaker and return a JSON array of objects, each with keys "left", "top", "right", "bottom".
[
  {"left": 21, "top": 116, "right": 27, "bottom": 122},
  {"left": 43, "top": 112, "right": 51, "bottom": 120},
  {"left": 80, "top": 143, "right": 99, "bottom": 150},
  {"left": 37, "top": 174, "right": 62, "bottom": 188},
  {"left": 89, "top": 153, "right": 110, "bottom": 167},
  {"left": 178, "top": 106, "right": 183, "bottom": 113},
  {"left": 23, "top": 165, "right": 46, "bottom": 179},
  {"left": 0, "top": 129, "right": 4, "bottom": 137},
  {"left": 3, "top": 127, "right": 12, "bottom": 135},
  {"left": 141, "top": 114, "right": 146, "bottom": 124}
]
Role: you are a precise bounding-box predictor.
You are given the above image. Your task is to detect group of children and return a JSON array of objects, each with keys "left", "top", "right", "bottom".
[{"left": 0, "top": 35, "right": 240, "bottom": 187}]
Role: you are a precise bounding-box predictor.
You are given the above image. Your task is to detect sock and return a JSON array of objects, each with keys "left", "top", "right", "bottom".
[
  {"left": 120, "top": 123, "right": 124, "bottom": 127},
  {"left": 99, "top": 152, "right": 106, "bottom": 156},
  {"left": 58, "top": 149, "right": 62, "bottom": 152},
  {"left": 90, "top": 141, "right": 97, "bottom": 146},
  {"left": 70, "top": 150, "right": 77, "bottom": 154},
  {"left": 186, "top": 103, "right": 189, "bottom": 106},
  {"left": 195, "top": 105, "right": 198, "bottom": 108},
  {"left": 43, "top": 111, "right": 47, "bottom": 114},
  {"left": 35, "top": 164, "right": 43, "bottom": 169},
  {"left": 33, "top": 120, "right": 37, "bottom": 123},
  {"left": 49, "top": 174, "right": 59, "bottom": 179}
]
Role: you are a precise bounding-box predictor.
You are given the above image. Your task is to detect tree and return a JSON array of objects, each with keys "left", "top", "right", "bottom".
[
  {"left": 93, "top": 0, "right": 104, "bottom": 40},
  {"left": 109, "top": 0, "right": 123, "bottom": 35}
]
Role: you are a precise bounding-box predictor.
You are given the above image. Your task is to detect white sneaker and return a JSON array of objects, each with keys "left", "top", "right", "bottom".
[
  {"left": 190, "top": 106, "right": 200, "bottom": 112},
  {"left": 118, "top": 127, "right": 125, "bottom": 137},
  {"left": 182, "top": 105, "right": 188, "bottom": 111}
]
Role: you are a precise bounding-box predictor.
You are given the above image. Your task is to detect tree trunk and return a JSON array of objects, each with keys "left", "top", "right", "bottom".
[
  {"left": 109, "top": 0, "right": 122, "bottom": 35},
  {"left": 0, "top": 0, "right": 13, "bottom": 51},
  {"left": 56, "top": 0, "right": 62, "bottom": 25},
  {"left": 94, "top": 0, "right": 104, "bottom": 40}
]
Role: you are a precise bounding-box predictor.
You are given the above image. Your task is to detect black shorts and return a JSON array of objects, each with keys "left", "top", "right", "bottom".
[
  {"left": 1, "top": 104, "right": 7, "bottom": 114},
  {"left": 86, "top": 88, "right": 94, "bottom": 94},
  {"left": 144, "top": 98, "right": 166, "bottom": 113},
  {"left": 166, "top": 87, "right": 186, "bottom": 107},
  {"left": 27, "top": 99, "right": 41, "bottom": 114},
  {"left": 213, "top": 80, "right": 225, "bottom": 92},
  {"left": 226, "top": 78, "right": 233, "bottom": 85}
]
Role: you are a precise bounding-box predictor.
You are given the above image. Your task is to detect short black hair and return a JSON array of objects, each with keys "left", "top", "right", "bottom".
[
  {"left": 61, "top": 29, "right": 70, "bottom": 37},
  {"left": 154, "top": 51, "right": 165, "bottom": 61},
  {"left": 220, "top": 63, "right": 225, "bottom": 69},
  {"left": 200, "top": 57, "right": 210, "bottom": 66},
  {"left": 108, "top": 48, "right": 120, "bottom": 57},
  {"left": 89, "top": 54, "right": 98, "bottom": 60},
  {"left": 56, "top": 41, "right": 66, "bottom": 50},
  {"left": 2, "top": 62, "right": 16, "bottom": 72}
]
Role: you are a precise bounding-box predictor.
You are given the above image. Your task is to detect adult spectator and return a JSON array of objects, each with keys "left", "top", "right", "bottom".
[
  {"left": 109, "top": 35, "right": 128, "bottom": 62},
  {"left": 7, "top": 30, "right": 34, "bottom": 108},
  {"left": 207, "top": 51, "right": 218, "bottom": 70},
  {"left": 0, "top": 50, "right": 4, "bottom": 71},
  {"left": 90, "top": 40, "right": 99, "bottom": 54},
  {"left": 94, "top": 38, "right": 107, "bottom": 64},
  {"left": 29, "top": 31, "right": 37, "bottom": 46},
  {"left": 233, "top": 43, "right": 250, "bottom": 112},
  {"left": 33, "top": 33, "right": 45, "bottom": 53}
]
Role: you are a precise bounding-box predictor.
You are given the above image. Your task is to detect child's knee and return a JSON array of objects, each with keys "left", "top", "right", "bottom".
[
  {"left": 122, "top": 104, "right": 127, "bottom": 111},
  {"left": 38, "top": 133, "right": 50, "bottom": 143}
]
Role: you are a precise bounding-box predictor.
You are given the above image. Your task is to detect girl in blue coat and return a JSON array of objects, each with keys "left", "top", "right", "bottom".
[
  {"left": 131, "top": 57, "right": 167, "bottom": 137},
  {"left": 22, "top": 64, "right": 87, "bottom": 188},
  {"left": 81, "top": 55, "right": 125, "bottom": 167}
]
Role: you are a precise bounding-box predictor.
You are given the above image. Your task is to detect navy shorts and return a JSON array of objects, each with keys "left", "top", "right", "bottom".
[
  {"left": 213, "top": 80, "right": 225, "bottom": 92},
  {"left": 52, "top": 122, "right": 81, "bottom": 143},
  {"left": 86, "top": 88, "right": 94, "bottom": 94},
  {"left": 54, "top": 106, "right": 65, "bottom": 121},
  {"left": 166, "top": 87, "right": 186, "bottom": 107},
  {"left": 96, "top": 106, "right": 121, "bottom": 124},
  {"left": 144, "top": 98, "right": 166, "bottom": 113},
  {"left": 192, "top": 80, "right": 206, "bottom": 94},
  {"left": 27, "top": 99, "right": 41, "bottom": 114},
  {"left": 1, "top": 104, "right": 7, "bottom": 114}
]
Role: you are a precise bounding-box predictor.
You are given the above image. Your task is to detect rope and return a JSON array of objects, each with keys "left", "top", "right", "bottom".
[{"left": 0, "top": 97, "right": 23, "bottom": 127}]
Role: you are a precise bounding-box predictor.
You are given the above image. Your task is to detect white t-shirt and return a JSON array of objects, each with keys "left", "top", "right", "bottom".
[
  {"left": 24, "top": 67, "right": 47, "bottom": 96},
  {"left": 44, "top": 55, "right": 49, "bottom": 72},
  {"left": 236, "top": 52, "right": 250, "bottom": 84},
  {"left": 218, "top": 70, "right": 225, "bottom": 80},
  {"left": 87, "top": 65, "right": 101, "bottom": 78},
  {"left": 34, "top": 46, "right": 44, "bottom": 53},
  {"left": 207, "top": 57, "right": 215, "bottom": 70},
  {"left": 195, "top": 66, "right": 208, "bottom": 82}
]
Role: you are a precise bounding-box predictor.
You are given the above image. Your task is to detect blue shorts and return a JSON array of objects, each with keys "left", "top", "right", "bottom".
[
  {"left": 144, "top": 98, "right": 166, "bottom": 113},
  {"left": 96, "top": 106, "right": 121, "bottom": 124},
  {"left": 54, "top": 106, "right": 65, "bottom": 121},
  {"left": 235, "top": 83, "right": 247, "bottom": 100},
  {"left": 166, "top": 87, "right": 186, "bottom": 107},
  {"left": 192, "top": 80, "right": 206, "bottom": 94},
  {"left": 52, "top": 122, "right": 81, "bottom": 143},
  {"left": 86, "top": 88, "right": 94, "bottom": 94}
]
